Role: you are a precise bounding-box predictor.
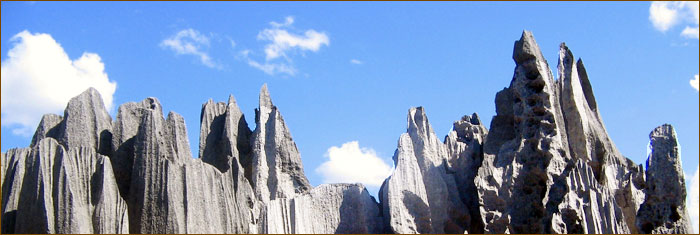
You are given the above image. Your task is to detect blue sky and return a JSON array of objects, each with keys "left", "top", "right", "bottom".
[{"left": 1, "top": 2, "right": 698, "bottom": 228}]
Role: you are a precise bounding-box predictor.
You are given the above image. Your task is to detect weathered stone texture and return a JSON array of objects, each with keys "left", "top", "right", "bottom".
[{"left": 1, "top": 31, "right": 692, "bottom": 234}]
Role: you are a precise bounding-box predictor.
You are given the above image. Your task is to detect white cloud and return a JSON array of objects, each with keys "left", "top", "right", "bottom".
[
  {"left": 1, "top": 30, "right": 117, "bottom": 136},
  {"left": 270, "top": 16, "right": 294, "bottom": 28},
  {"left": 258, "top": 16, "right": 329, "bottom": 61},
  {"left": 315, "top": 141, "right": 393, "bottom": 187},
  {"left": 688, "top": 166, "right": 699, "bottom": 233},
  {"left": 682, "top": 26, "right": 700, "bottom": 39},
  {"left": 691, "top": 74, "right": 699, "bottom": 91},
  {"left": 649, "top": 1, "right": 699, "bottom": 39},
  {"left": 350, "top": 59, "right": 363, "bottom": 65},
  {"left": 650, "top": 2, "right": 681, "bottom": 32},
  {"left": 245, "top": 16, "right": 329, "bottom": 76},
  {"left": 160, "top": 28, "right": 218, "bottom": 68}
]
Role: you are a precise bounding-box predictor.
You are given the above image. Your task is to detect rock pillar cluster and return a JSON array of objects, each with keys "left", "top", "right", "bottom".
[{"left": 1, "top": 31, "right": 691, "bottom": 234}]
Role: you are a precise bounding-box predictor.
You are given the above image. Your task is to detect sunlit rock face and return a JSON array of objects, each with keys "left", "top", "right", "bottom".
[{"left": 0, "top": 31, "right": 691, "bottom": 234}]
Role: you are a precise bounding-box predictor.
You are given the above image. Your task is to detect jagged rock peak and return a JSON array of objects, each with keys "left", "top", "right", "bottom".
[
  {"left": 513, "top": 30, "right": 546, "bottom": 64},
  {"left": 637, "top": 124, "right": 692, "bottom": 234},
  {"left": 250, "top": 84, "right": 311, "bottom": 202},
  {"left": 30, "top": 88, "right": 114, "bottom": 155},
  {"left": 407, "top": 107, "right": 432, "bottom": 140},
  {"left": 452, "top": 113, "right": 486, "bottom": 143},
  {"left": 109, "top": 96, "right": 163, "bottom": 198},
  {"left": 30, "top": 113, "right": 63, "bottom": 147},
  {"left": 198, "top": 93, "right": 252, "bottom": 174},
  {"left": 2, "top": 31, "right": 694, "bottom": 235},
  {"left": 381, "top": 107, "right": 469, "bottom": 233},
  {"left": 199, "top": 98, "right": 227, "bottom": 159},
  {"left": 259, "top": 83, "right": 273, "bottom": 109}
]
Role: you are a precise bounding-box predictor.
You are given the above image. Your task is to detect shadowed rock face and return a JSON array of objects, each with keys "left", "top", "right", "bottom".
[
  {"left": 379, "top": 107, "right": 469, "bottom": 234},
  {"left": 249, "top": 84, "right": 312, "bottom": 203},
  {"left": 1, "top": 31, "right": 691, "bottom": 234}
]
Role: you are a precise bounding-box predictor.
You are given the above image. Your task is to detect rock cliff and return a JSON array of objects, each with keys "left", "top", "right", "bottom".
[{"left": 1, "top": 31, "right": 692, "bottom": 234}]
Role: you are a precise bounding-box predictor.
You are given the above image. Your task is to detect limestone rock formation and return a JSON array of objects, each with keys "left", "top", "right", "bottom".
[
  {"left": 2, "top": 89, "right": 128, "bottom": 234},
  {"left": 379, "top": 107, "right": 469, "bottom": 234},
  {"left": 445, "top": 113, "right": 488, "bottom": 233},
  {"left": 1, "top": 31, "right": 693, "bottom": 234},
  {"left": 120, "top": 97, "right": 256, "bottom": 234},
  {"left": 636, "top": 124, "right": 692, "bottom": 234},
  {"left": 263, "top": 183, "right": 384, "bottom": 233},
  {"left": 472, "top": 30, "right": 577, "bottom": 233},
  {"left": 249, "top": 84, "right": 312, "bottom": 202}
]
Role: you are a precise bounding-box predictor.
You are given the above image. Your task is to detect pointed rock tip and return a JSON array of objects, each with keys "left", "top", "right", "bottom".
[
  {"left": 227, "top": 94, "right": 237, "bottom": 106},
  {"left": 70, "top": 87, "right": 104, "bottom": 105},
  {"left": 167, "top": 111, "right": 183, "bottom": 120},
  {"left": 260, "top": 83, "right": 273, "bottom": 108},
  {"left": 470, "top": 112, "right": 481, "bottom": 125},
  {"left": 408, "top": 106, "right": 426, "bottom": 119},
  {"left": 558, "top": 42, "right": 576, "bottom": 67},
  {"left": 513, "top": 30, "right": 543, "bottom": 64},
  {"left": 407, "top": 106, "right": 430, "bottom": 131},
  {"left": 141, "top": 97, "right": 162, "bottom": 111},
  {"left": 650, "top": 124, "right": 676, "bottom": 139},
  {"left": 84, "top": 87, "right": 100, "bottom": 95}
]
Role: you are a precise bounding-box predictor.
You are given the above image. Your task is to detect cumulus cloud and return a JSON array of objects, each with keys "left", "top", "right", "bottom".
[
  {"left": 245, "top": 16, "right": 329, "bottom": 76},
  {"left": 682, "top": 26, "right": 700, "bottom": 39},
  {"left": 350, "top": 59, "right": 363, "bottom": 65},
  {"left": 649, "top": 1, "right": 699, "bottom": 39},
  {"left": 316, "top": 141, "right": 393, "bottom": 187},
  {"left": 160, "top": 28, "right": 218, "bottom": 68},
  {"left": 1, "top": 30, "right": 117, "bottom": 136},
  {"left": 688, "top": 166, "right": 699, "bottom": 233},
  {"left": 691, "top": 74, "right": 699, "bottom": 91}
]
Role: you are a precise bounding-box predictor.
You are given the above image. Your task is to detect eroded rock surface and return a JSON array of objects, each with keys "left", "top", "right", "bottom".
[
  {"left": 1, "top": 31, "right": 693, "bottom": 234},
  {"left": 636, "top": 124, "right": 692, "bottom": 234},
  {"left": 2, "top": 89, "right": 128, "bottom": 234},
  {"left": 249, "top": 84, "right": 312, "bottom": 202},
  {"left": 380, "top": 107, "right": 469, "bottom": 234},
  {"left": 263, "top": 183, "right": 384, "bottom": 234}
]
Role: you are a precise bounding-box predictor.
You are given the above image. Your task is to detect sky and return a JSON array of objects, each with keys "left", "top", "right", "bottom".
[{"left": 1, "top": 1, "right": 698, "bottom": 231}]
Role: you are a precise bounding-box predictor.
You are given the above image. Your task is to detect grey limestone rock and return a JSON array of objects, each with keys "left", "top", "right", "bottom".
[
  {"left": 110, "top": 97, "right": 163, "bottom": 198},
  {"left": 30, "top": 114, "right": 63, "bottom": 147},
  {"left": 474, "top": 31, "right": 574, "bottom": 233},
  {"left": 249, "top": 84, "right": 311, "bottom": 202},
  {"left": 556, "top": 43, "right": 646, "bottom": 233},
  {"left": 1, "top": 31, "right": 694, "bottom": 235},
  {"left": 125, "top": 98, "right": 256, "bottom": 234},
  {"left": 7, "top": 138, "right": 128, "bottom": 234},
  {"left": 57, "top": 88, "right": 114, "bottom": 154},
  {"left": 263, "top": 183, "right": 384, "bottom": 234},
  {"left": 199, "top": 95, "right": 252, "bottom": 175},
  {"left": 380, "top": 107, "right": 469, "bottom": 234},
  {"left": 445, "top": 113, "right": 488, "bottom": 233},
  {"left": 636, "top": 124, "right": 692, "bottom": 234},
  {"left": 1, "top": 147, "right": 30, "bottom": 234}
]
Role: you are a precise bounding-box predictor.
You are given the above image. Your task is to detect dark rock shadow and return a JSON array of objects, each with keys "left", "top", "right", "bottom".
[{"left": 401, "top": 190, "right": 432, "bottom": 234}]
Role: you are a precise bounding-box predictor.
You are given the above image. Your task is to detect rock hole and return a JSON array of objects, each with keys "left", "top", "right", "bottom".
[
  {"left": 641, "top": 222, "right": 653, "bottom": 234},
  {"left": 670, "top": 205, "right": 680, "bottom": 222},
  {"left": 527, "top": 79, "right": 546, "bottom": 92}
]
